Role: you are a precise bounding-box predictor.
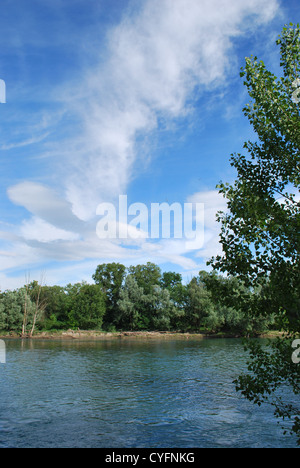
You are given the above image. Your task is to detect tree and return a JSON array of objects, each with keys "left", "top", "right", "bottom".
[
  {"left": 160, "top": 272, "right": 182, "bottom": 290},
  {"left": 128, "top": 262, "right": 162, "bottom": 295},
  {"left": 210, "top": 24, "right": 300, "bottom": 443},
  {"left": 185, "top": 276, "right": 214, "bottom": 331},
  {"left": 93, "top": 263, "right": 126, "bottom": 327},
  {"left": 146, "top": 285, "right": 179, "bottom": 330},
  {"left": 201, "top": 271, "right": 275, "bottom": 336},
  {"left": 27, "top": 278, "right": 47, "bottom": 337},
  {"left": 0, "top": 298, "right": 5, "bottom": 331},
  {"left": 118, "top": 273, "right": 179, "bottom": 330},
  {"left": 68, "top": 283, "right": 106, "bottom": 330},
  {"left": 38, "top": 285, "right": 69, "bottom": 330},
  {"left": 160, "top": 271, "right": 187, "bottom": 324},
  {"left": 0, "top": 289, "right": 35, "bottom": 333},
  {"left": 234, "top": 337, "right": 300, "bottom": 444},
  {"left": 22, "top": 274, "right": 31, "bottom": 337},
  {"left": 118, "top": 275, "right": 147, "bottom": 330}
]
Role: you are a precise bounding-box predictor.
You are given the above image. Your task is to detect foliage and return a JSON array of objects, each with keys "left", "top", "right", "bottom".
[
  {"left": 149, "top": 286, "right": 179, "bottom": 330},
  {"left": 128, "top": 262, "right": 162, "bottom": 295},
  {"left": 160, "top": 271, "right": 182, "bottom": 291},
  {"left": 209, "top": 24, "right": 300, "bottom": 444},
  {"left": 234, "top": 337, "right": 300, "bottom": 444},
  {"left": 92, "top": 262, "right": 126, "bottom": 327},
  {"left": 39, "top": 285, "right": 69, "bottom": 330},
  {"left": 0, "top": 264, "right": 278, "bottom": 336},
  {"left": 210, "top": 24, "right": 300, "bottom": 331},
  {"left": 118, "top": 274, "right": 179, "bottom": 330},
  {"left": 184, "top": 276, "right": 215, "bottom": 330},
  {"left": 67, "top": 283, "right": 106, "bottom": 330},
  {"left": 0, "top": 288, "right": 35, "bottom": 333},
  {"left": 201, "top": 271, "right": 275, "bottom": 335},
  {"left": 118, "top": 275, "right": 147, "bottom": 330}
]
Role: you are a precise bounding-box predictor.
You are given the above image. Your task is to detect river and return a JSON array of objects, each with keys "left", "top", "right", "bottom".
[{"left": 0, "top": 337, "right": 297, "bottom": 448}]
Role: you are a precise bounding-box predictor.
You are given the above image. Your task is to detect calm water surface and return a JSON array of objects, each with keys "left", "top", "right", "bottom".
[{"left": 0, "top": 338, "right": 297, "bottom": 448}]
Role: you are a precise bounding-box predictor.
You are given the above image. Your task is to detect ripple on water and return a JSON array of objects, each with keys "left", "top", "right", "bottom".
[{"left": 0, "top": 338, "right": 297, "bottom": 448}]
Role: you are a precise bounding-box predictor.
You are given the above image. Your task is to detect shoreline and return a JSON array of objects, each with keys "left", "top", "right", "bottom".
[{"left": 0, "top": 329, "right": 283, "bottom": 341}]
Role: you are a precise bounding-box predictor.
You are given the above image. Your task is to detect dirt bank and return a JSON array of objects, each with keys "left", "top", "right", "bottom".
[
  {"left": 1, "top": 330, "right": 208, "bottom": 340},
  {"left": 0, "top": 329, "right": 282, "bottom": 340}
]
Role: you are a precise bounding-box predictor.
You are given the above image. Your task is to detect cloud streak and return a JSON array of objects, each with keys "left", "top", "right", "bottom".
[{"left": 54, "top": 0, "right": 280, "bottom": 219}]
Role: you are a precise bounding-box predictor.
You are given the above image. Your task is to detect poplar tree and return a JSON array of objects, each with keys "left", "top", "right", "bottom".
[{"left": 210, "top": 24, "right": 300, "bottom": 444}]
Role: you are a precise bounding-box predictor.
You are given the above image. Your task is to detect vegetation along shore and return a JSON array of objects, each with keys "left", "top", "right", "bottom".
[{"left": 0, "top": 261, "right": 280, "bottom": 339}]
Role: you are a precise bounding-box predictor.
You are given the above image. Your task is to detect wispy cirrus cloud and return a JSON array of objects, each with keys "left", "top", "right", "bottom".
[
  {"left": 50, "top": 0, "right": 280, "bottom": 220},
  {"left": 0, "top": 132, "right": 50, "bottom": 151}
]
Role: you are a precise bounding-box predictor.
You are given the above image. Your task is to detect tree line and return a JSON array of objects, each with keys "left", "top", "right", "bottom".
[{"left": 0, "top": 262, "right": 276, "bottom": 337}]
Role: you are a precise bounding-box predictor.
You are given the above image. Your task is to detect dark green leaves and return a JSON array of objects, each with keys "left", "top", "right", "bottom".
[{"left": 210, "top": 24, "right": 300, "bottom": 444}]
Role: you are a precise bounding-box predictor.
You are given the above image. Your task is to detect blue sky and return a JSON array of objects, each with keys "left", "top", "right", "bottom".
[{"left": 0, "top": 0, "right": 299, "bottom": 290}]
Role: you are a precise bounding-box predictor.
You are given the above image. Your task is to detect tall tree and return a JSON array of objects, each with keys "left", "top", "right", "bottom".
[
  {"left": 22, "top": 273, "right": 31, "bottom": 337},
  {"left": 38, "top": 285, "right": 69, "bottom": 330},
  {"left": 185, "top": 276, "right": 214, "bottom": 330},
  {"left": 27, "top": 275, "right": 47, "bottom": 337},
  {"left": 210, "top": 24, "right": 300, "bottom": 443},
  {"left": 118, "top": 275, "right": 146, "bottom": 330},
  {"left": 118, "top": 274, "right": 178, "bottom": 330},
  {"left": 1, "top": 289, "right": 35, "bottom": 333},
  {"left": 68, "top": 283, "right": 106, "bottom": 330},
  {"left": 93, "top": 263, "right": 126, "bottom": 327}
]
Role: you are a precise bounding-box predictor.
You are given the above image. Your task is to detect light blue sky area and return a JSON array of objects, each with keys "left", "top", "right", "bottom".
[{"left": 0, "top": 0, "right": 299, "bottom": 289}]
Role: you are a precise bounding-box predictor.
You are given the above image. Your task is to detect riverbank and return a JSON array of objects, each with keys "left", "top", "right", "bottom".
[{"left": 0, "top": 329, "right": 283, "bottom": 340}]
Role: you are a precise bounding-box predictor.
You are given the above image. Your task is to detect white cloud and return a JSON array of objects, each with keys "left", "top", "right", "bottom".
[
  {"left": 7, "top": 182, "right": 84, "bottom": 233},
  {"left": 20, "top": 217, "right": 80, "bottom": 243},
  {"left": 188, "top": 190, "right": 227, "bottom": 230},
  {"left": 0, "top": 132, "right": 50, "bottom": 151},
  {"left": 187, "top": 189, "right": 228, "bottom": 260},
  {"left": 53, "top": 0, "right": 280, "bottom": 220},
  {"left": 2, "top": 185, "right": 226, "bottom": 287}
]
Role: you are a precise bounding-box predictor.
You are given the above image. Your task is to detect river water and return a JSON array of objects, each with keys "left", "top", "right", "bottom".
[{"left": 0, "top": 337, "right": 297, "bottom": 448}]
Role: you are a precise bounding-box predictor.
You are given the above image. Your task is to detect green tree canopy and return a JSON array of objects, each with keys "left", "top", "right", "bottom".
[
  {"left": 118, "top": 275, "right": 148, "bottom": 330},
  {"left": 93, "top": 262, "right": 126, "bottom": 326},
  {"left": 0, "top": 288, "right": 35, "bottom": 333},
  {"left": 128, "top": 262, "right": 162, "bottom": 295},
  {"left": 68, "top": 283, "right": 106, "bottom": 330},
  {"left": 210, "top": 24, "right": 300, "bottom": 444},
  {"left": 210, "top": 24, "right": 300, "bottom": 331}
]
